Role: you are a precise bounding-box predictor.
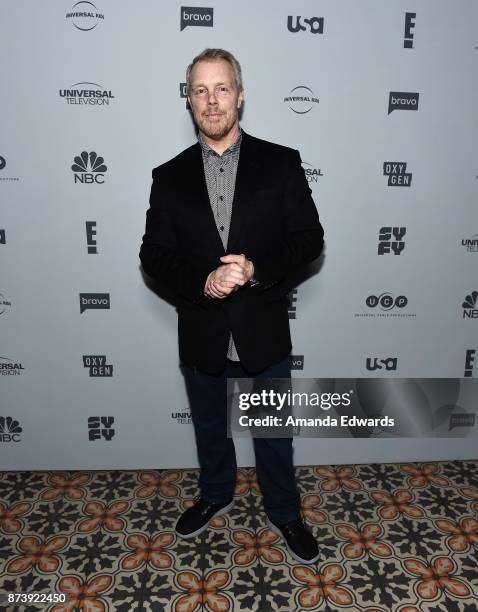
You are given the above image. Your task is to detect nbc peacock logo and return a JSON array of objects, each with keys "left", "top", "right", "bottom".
[
  {"left": 462, "top": 291, "right": 478, "bottom": 319},
  {"left": 72, "top": 151, "right": 107, "bottom": 184},
  {"left": 0, "top": 416, "right": 23, "bottom": 442}
]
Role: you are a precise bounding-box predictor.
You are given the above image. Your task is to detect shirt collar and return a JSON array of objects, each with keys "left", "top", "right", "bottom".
[{"left": 198, "top": 128, "right": 242, "bottom": 158}]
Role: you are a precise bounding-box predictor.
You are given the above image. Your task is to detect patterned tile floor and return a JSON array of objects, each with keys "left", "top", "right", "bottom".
[{"left": 0, "top": 461, "right": 477, "bottom": 611}]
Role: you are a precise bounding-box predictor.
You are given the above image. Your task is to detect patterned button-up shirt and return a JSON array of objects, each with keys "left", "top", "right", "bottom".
[{"left": 199, "top": 130, "right": 242, "bottom": 361}]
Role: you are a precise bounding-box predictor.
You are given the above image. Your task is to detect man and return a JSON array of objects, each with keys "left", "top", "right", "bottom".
[{"left": 139, "top": 49, "right": 324, "bottom": 564}]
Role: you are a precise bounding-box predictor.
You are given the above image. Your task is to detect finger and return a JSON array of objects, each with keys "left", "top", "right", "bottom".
[{"left": 220, "top": 254, "right": 246, "bottom": 264}]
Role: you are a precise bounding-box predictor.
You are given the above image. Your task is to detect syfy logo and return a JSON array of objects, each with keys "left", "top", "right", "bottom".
[
  {"left": 290, "top": 354, "right": 304, "bottom": 370},
  {"left": 464, "top": 350, "right": 476, "bottom": 377},
  {"left": 366, "top": 357, "right": 398, "bottom": 372},
  {"left": 462, "top": 291, "right": 478, "bottom": 319},
  {"left": 287, "top": 16, "right": 324, "bottom": 34},
  {"left": 180, "top": 7, "right": 213, "bottom": 30},
  {"left": 79, "top": 293, "right": 110, "bottom": 313},
  {"left": 72, "top": 151, "right": 107, "bottom": 184},
  {"left": 383, "top": 162, "right": 412, "bottom": 186},
  {"left": 82, "top": 355, "right": 113, "bottom": 377},
  {"left": 88, "top": 416, "right": 115, "bottom": 440},
  {"left": 0, "top": 416, "right": 22, "bottom": 442},
  {"left": 378, "top": 227, "right": 406, "bottom": 255},
  {"left": 404, "top": 12, "right": 416, "bottom": 48},
  {"left": 388, "top": 92, "right": 419, "bottom": 114}
]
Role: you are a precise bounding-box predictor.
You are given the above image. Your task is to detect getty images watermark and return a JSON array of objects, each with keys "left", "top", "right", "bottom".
[{"left": 226, "top": 378, "right": 478, "bottom": 438}]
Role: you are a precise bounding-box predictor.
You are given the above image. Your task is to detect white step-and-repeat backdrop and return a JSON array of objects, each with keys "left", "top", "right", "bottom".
[{"left": 1, "top": 1, "right": 477, "bottom": 469}]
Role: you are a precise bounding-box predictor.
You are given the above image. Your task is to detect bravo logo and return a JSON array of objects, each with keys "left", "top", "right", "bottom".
[
  {"left": 72, "top": 151, "right": 107, "bottom": 183},
  {"left": 388, "top": 91, "right": 419, "bottom": 114},
  {"left": 180, "top": 7, "right": 213, "bottom": 30},
  {"left": 79, "top": 293, "right": 110, "bottom": 313}
]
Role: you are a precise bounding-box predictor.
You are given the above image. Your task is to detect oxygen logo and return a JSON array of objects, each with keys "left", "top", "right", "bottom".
[
  {"left": 72, "top": 151, "right": 107, "bottom": 184},
  {"left": 180, "top": 7, "right": 213, "bottom": 30},
  {"left": 284, "top": 86, "right": 319, "bottom": 114},
  {"left": 83, "top": 355, "right": 113, "bottom": 377},
  {"left": 383, "top": 162, "right": 412, "bottom": 186}
]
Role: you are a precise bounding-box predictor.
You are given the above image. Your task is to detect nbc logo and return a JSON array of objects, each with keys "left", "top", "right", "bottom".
[
  {"left": 462, "top": 291, "right": 478, "bottom": 319},
  {"left": 0, "top": 416, "right": 22, "bottom": 442},
  {"left": 72, "top": 151, "right": 107, "bottom": 184}
]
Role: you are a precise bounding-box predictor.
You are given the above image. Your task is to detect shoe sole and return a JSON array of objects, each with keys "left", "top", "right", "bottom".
[
  {"left": 175, "top": 499, "right": 235, "bottom": 539},
  {"left": 266, "top": 517, "right": 320, "bottom": 564}
]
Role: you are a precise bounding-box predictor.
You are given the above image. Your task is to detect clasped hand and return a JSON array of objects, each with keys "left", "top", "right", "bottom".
[{"left": 204, "top": 254, "right": 254, "bottom": 299}]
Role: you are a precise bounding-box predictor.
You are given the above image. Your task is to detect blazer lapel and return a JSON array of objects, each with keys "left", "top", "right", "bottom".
[
  {"left": 185, "top": 143, "right": 226, "bottom": 256},
  {"left": 227, "top": 131, "right": 262, "bottom": 253}
]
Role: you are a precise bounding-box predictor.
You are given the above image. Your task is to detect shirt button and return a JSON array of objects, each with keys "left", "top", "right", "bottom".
[
  {"left": 219, "top": 196, "right": 224, "bottom": 201},
  {"left": 219, "top": 168, "right": 224, "bottom": 173},
  {"left": 220, "top": 226, "right": 224, "bottom": 231}
]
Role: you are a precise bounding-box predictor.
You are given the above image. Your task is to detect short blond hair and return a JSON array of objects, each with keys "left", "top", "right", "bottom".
[{"left": 186, "top": 48, "right": 243, "bottom": 94}]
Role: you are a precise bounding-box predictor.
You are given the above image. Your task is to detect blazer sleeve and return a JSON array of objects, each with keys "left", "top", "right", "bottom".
[
  {"left": 252, "top": 149, "right": 324, "bottom": 287},
  {"left": 139, "top": 167, "right": 213, "bottom": 307}
]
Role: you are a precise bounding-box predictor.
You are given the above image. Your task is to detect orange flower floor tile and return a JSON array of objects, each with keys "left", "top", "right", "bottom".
[{"left": 0, "top": 461, "right": 477, "bottom": 611}]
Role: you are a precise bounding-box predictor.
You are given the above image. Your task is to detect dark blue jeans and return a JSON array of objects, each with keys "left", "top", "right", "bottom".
[{"left": 180, "top": 355, "right": 301, "bottom": 524}]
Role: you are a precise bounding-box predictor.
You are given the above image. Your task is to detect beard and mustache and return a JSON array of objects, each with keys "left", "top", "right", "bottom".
[{"left": 192, "top": 107, "right": 238, "bottom": 141}]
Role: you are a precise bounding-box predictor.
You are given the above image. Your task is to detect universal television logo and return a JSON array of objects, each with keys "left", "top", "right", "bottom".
[
  {"left": 0, "top": 357, "right": 25, "bottom": 376},
  {"left": 72, "top": 152, "right": 107, "bottom": 183},
  {"left": 59, "top": 83, "right": 114, "bottom": 105},
  {"left": 302, "top": 163, "right": 323, "bottom": 183}
]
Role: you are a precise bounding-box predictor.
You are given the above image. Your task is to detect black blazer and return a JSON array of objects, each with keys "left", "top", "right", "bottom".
[{"left": 139, "top": 131, "right": 324, "bottom": 374}]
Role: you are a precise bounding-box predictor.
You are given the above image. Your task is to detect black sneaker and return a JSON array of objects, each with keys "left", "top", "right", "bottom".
[
  {"left": 175, "top": 497, "right": 234, "bottom": 539},
  {"left": 266, "top": 517, "right": 319, "bottom": 564}
]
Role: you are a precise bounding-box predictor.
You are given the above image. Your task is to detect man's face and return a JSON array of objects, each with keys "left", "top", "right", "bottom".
[{"left": 188, "top": 59, "right": 244, "bottom": 141}]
